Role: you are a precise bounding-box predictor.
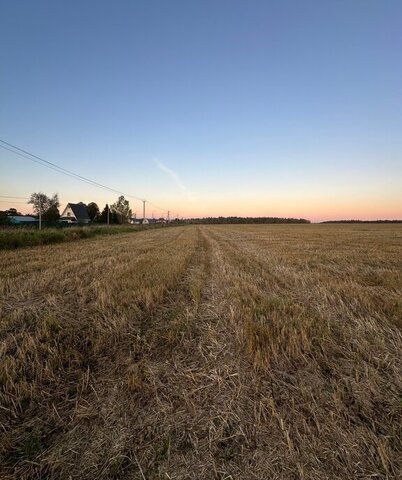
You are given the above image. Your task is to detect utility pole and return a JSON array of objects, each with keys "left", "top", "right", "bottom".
[
  {"left": 167, "top": 210, "right": 170, "bottom": 223},
  {"left": 142, "top": 200, "right": 146, "bottom": 220},
  {"left": 107, "top": 204, "right": 110, "bottom": 225},
  {"left": 39, "top": 197, "right": 42, "bottom": 231}
]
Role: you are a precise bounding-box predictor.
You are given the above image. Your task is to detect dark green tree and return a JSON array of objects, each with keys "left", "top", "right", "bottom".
[
  {"left": 87, "top": 202, "right": 100, "bottom": 221},
  {"left": 42, "top": 205, "right": 60, "bottom": 223},
  {"left": 0, "top": 211, "right": 8, "bottom": 224},
  {"left": 99, "top": 204, "right": 110, "bottom": 223},
  {"left": 5, "top": 208, "right": 21, "bottom": 216},
  {"left": 111, "top": 211, "right": 119, "bottom": 224}
]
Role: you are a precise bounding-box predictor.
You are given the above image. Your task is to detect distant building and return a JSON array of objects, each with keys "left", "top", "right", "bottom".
[
  {"left": 8, "top": 215, "right": 38, "bottom": 226},
  {"left": 130, "top": 218, "right": 141, "bottom": 225},
  {"left": 59, "top": 203, "right": 90, "bottom": 224}
]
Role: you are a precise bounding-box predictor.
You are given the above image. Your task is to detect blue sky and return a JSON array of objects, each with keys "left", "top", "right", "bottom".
[{"left": 1, "top": 0, "right": 401, "bottom": 220}]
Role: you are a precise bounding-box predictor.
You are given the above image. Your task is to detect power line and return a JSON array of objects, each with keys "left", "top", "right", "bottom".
[
  {"left": 0, "top": 139, "right": 172, "bottom": 218},
  {"left": 0, "top": 195, "right": 29, "bottom": 199},
  {"left": 0, "top": 140, "right": 145, "bottom": 201},
  {"left": 0, "top": 144, "right": 129, "bottom": 196},
  {"left": 147, "top": 200, "right": 168, "bottom": 213},
  {"left": 0, "top": 140, "right": 165, "bottom": 207}
]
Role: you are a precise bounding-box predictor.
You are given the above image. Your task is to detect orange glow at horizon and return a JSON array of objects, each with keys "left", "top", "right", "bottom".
[{"left": 0, "top": 192, "right": 402, "bottom": 222}]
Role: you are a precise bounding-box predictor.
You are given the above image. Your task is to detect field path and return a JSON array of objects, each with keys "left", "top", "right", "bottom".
[{"left": 1, "top": 225, "right": 401, "bottom": 479}]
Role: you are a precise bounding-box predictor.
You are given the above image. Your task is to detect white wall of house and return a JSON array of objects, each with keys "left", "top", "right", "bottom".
[{"left": 60, "top": 205, "right": 77, "bottom": 221}]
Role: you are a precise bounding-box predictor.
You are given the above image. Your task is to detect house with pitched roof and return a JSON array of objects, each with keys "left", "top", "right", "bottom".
[{"left": 59, "top": 203, "right": 91, "bottom": 224}]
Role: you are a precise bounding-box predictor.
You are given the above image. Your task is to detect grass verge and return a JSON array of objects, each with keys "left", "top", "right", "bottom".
[{"left": 0, "top": 225, "right": 158, "bottom": 250}]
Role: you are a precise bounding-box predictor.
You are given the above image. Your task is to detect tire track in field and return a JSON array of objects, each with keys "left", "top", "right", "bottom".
[{"left": 121, "top": 227, "right": 277, "bottom": 480}]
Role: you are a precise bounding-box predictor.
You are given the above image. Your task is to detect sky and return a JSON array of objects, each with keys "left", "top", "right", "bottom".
[{"left": 1, "top": 0, "right": 401, "bottom": 221}]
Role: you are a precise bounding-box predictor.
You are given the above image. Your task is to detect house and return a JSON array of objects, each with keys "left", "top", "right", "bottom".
[
  {"left": 9, "top": 215, "right": 38, "bottom": 226},
  {"left": 156, "top": 218, "right": 166, "bottom": 224},
  {"left": 59, "top": 203, "right": 90, "bottom": 224},
  {"left": 130, "top": 218, "right": 149, "bottom": 225}
]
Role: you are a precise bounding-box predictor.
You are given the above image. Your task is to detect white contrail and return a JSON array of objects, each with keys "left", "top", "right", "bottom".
[{"left": 154, "top": 159, "right": 196, "bottom": 202}]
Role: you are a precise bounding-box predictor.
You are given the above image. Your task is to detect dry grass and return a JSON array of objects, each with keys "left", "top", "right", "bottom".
[{"left": 0, "top": 224, "right": 401, "bottom": 479}]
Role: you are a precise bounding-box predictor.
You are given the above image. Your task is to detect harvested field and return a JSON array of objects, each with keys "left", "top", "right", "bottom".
[{"left": 0, "top": 224, "right": 401, "bottom": 479}]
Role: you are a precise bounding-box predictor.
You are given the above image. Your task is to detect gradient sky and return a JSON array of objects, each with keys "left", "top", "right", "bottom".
[{"left": 1, "top": 0, "right": 401, "bottom": 221}]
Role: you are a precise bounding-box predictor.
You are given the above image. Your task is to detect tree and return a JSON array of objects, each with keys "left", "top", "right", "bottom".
[
  {"left": 28, "top": 192, "right": 60, "bottom": 215},
  {"left": 87, "top": 202, "right": 100, "bottom": 221},
  {"left": 111, "top": 211, "right": 120, "bottom": 224},
  {"left": 5, "top": 208, "right": 21, "bottom": 216},
  {"left": 99, "top": 204, "right": 120, "bottom": 224},
  {"left": 0, "top": 211, "right": 8, "bottom": 225},
  {"left": 99, "top": 204, "right": 110, "bottom": 223},
  {"left": 42, "top": 205, "right": 60, "bottom": 223},
  {"left": 111, "top": 196, "right": 132, "bottom": 224}
]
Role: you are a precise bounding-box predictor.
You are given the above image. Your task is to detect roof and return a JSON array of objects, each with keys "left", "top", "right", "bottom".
[
  {"left": 67, "top": 203, "right": 90, "bottom": 220},
  {"left": 9, "top": 216, "right": 38, "bottom": 222}
]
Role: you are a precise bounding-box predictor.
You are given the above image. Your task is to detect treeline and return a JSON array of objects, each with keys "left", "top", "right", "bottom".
[
  {"left": 184, "top": 216, "right": 310, "bottom": 224},
  {"left": 321, "top": 220, "right": 402, "bottom": 224}
]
